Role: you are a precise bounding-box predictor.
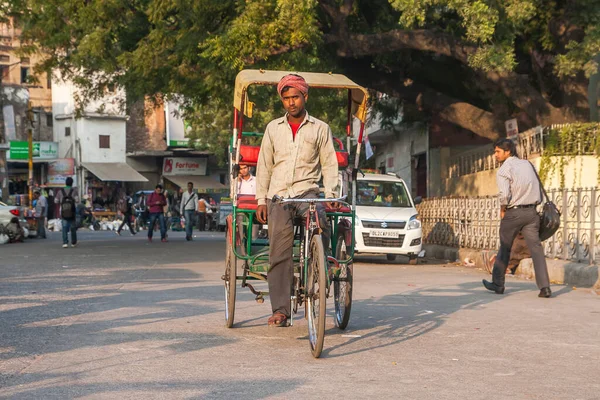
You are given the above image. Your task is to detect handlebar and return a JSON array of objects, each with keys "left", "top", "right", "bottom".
[{"left": 272, "top": 195, "right": 349, "bottom": 208}]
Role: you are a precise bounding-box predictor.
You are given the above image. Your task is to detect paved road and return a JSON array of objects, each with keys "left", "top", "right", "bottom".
[{"left": 1, "top": 231, "right": 599, "bottom": 399}]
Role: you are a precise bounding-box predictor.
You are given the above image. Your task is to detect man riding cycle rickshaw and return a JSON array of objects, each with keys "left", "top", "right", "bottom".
[{"left": 225, "top": 70, "right": 369, "bottom": 358}]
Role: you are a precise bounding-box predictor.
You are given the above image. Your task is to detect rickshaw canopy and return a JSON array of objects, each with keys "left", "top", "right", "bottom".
[{"left": 234, "top": 69, "right": 369, "bottom": 123}]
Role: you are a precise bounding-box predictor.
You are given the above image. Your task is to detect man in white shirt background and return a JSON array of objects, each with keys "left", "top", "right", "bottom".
[
  {"left": 237, "top": 164, "right": 256, "bottom": 195},
  {"left": 180, "top": 182, "right": 198, "bottom": 241}
]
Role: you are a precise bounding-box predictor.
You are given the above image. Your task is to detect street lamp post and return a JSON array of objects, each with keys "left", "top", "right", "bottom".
[{"left": 27, "top": 101, "right": 34, "bottom": 209}]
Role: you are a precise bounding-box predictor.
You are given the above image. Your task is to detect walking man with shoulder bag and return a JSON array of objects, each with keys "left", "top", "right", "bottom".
[
  {"left": 482, "top": 139, "right": 552, "bottom": 298},
  {"left": 180, "top": 182, "right": 198, "bottom": 241},
  {"left": 55, "top": 177, "right": 79, "bottom": 248}
]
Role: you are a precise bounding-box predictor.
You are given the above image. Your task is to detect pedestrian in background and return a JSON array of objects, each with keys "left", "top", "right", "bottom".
[
  {"left": 180, "top": 182, "right": 198, "bottom": 241},
  {"left": 33, "top": 189, "right": 47, "bottom": 239},
  {"left": 196, "top": 195, "right": 210, "bottom": 231},
  {"left": 136, "top": 192, "right": 148, "bottom": 230},
  {"left": 147, "top": 184, "right": 167, "bottom": 242},
  {"left": 55, "top": 176, "right": 79, "bottom": 248},
  {"left": 483, "top": 139, "right": 551, "bottom": 298},
  {"left": 116, "top": 190, "right": 136, "bottom": 236}
]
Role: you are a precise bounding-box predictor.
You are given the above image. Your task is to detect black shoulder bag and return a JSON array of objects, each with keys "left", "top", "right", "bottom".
[{"left": 529, "top": 162, "right": 561, "bottom": 241}]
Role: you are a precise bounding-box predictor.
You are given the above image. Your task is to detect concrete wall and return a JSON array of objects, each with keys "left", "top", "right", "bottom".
[
  {"left": 78, "top": 119, "right": 126, "bottom": 163},
  {"left": 441, "top": 155, "right": 600, "bottom": 197},
  {"left": 533, "top": 156, "right": 599, "bottom": 189},
  {"left": 444, "top": 169, "right": 498, "bottom": 196},
  {"left": 52, "top": 77, "right": 127, "bottom": 163},
  {"left": 372, "top": 123, "right": 428, "bottom": 193}
]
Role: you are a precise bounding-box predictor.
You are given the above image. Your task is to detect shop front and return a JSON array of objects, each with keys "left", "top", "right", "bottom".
[
  {"left": 5, "top": 141, "right": 62, "bottom": 207},
  {"left": 81, "top": 162, "right": 149, "bottom": 219}
]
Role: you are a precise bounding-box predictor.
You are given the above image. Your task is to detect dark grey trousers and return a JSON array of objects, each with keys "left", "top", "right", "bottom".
[
  {"left": 492, "top": 207, "right": 550, "bottom": 289},
  {"left": 267, "top": 190, "right": 330, "bottom": 317}
]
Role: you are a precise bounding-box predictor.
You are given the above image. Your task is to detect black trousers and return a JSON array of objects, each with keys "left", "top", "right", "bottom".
[
  {"left": 267, "top": 190, "right": 330, "bottom": 317},
  {"left": 492, "top": 207, "right": 550, "bottom": 289},
  {"left": 118, "top": 212, "right": 135, "bottom": 233},
  {"left": 197, "top": 212, "right": 206, "bottom": 231}
]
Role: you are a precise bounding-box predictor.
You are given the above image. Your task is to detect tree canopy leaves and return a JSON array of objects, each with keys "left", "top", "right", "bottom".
[{"left": 3, "top": 0, "right": 599, "bottom": 159}]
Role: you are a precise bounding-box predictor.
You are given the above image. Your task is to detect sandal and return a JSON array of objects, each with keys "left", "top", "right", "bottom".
[{"left": 268, "top": 312, "right": 289, "bottom": 327}]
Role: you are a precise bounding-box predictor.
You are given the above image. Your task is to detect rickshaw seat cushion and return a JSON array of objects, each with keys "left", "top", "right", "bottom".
[
  {"left": 237, "top": 194, "right": 258, "bottom": 210},
  {"left": 240, "top": 144, "right": 347, "bottom": 168},
  {"left": 336, "top": 151, "right": 349, "bottom": 168},
  {"left": 239, "top": 145, "right": 260, "bottom": 166},
  {"left": 325, "top": 205, "right": 351, "bottom": 213}
]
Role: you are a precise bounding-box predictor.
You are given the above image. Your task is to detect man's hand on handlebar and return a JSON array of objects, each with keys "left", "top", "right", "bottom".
[{"left": 256, "top": 205, "right": 268, "bottom": 224}]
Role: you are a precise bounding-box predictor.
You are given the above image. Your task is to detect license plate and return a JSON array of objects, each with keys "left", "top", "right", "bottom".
[{"left": 369, "top": 229, "right": 400, "bottom": 238}]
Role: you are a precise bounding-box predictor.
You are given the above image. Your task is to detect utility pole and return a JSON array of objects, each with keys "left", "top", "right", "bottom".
[
  {"left": 27, "top": 101, "right": 34, "bottom": 209},
  {"left": 0, "top": 68, "right": 8, "bottom": 202}
]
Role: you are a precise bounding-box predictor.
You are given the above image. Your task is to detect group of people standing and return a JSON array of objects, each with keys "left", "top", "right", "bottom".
[{"left": 134, "top": 183, "right": 216, "bottom": 242}]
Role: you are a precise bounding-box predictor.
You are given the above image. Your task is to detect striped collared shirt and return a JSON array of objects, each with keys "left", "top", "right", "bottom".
[
  {"left": 496, "top": 156, "right": 541, "bottom": 207},
  {"left": 255, "top": 112, "right": 339, "bottom": 206}
]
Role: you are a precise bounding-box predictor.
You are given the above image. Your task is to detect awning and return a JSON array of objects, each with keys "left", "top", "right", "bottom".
[
  {"left": 164, "top": 175, "right": 228, "bottom": 193},
  {"left": 82, "top": 162, "right": 149, "bottom": 182}
]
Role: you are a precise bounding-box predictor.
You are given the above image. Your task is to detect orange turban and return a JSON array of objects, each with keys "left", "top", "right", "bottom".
[{"left": 277, "top": 74, "right": 309, "bottom": 97}]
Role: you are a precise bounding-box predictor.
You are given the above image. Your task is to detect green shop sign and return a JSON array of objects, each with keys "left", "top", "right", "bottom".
[{"left": 9, "top": 141, "right": 58, "bottom": 160}]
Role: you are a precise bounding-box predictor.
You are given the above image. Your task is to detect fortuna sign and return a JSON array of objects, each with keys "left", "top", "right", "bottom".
[{"left": 162, "top": 157, "right": 207, "bottom": 175}]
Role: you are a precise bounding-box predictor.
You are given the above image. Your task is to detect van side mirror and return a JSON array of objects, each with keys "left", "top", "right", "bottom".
[{"left": 413, "top": 196, "right": 422, "bottom": 205}]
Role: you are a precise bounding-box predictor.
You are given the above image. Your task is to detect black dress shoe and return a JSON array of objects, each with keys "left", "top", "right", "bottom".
[
  {"left": 482, "top": 279, "right": 505, "bottom": 294},
  {"left": 538, "top": 287, "right": 552, "bottom": 298}
]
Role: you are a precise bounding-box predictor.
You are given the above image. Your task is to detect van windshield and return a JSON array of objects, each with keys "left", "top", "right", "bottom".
[{"left": 357, "top": 180, "right": 412, "bottom": 207}]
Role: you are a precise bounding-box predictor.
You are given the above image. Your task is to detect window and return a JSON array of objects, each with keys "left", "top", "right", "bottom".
[
  {"left": 99, "top": 135, "right": 110, "bottom": 149},
  {"left": 46, "top": 113, "right": 53, "bottom": 127},
  {"left": 356, "top": 180, "right": 412, "bottom": 208},
  {"left": 0, "top": 65, "right": 8, "bottom": 79},
  {"left": 0, "top": 55, "right": 9, "bottom": 62},
  {"left": 20, "top": 67, "right": 30, "bottom": 83},
  {"left": 20, "top": 57, "right": 30, "bottom": 65},
  {"left": 65, "top": 127, "right": 71, "bottom": 137}
]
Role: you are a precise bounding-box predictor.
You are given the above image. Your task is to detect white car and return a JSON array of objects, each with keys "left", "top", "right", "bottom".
[
  {"left": 0, "top": 201, "right": 34, "bottom": 238},
  {"left": 352, "top": 173, "right": 422, "bottom": 263}
]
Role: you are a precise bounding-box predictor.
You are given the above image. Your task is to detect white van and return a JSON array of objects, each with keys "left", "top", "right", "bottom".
[{"left": 353, "top": 173, "right": 422, "bottom": 263}]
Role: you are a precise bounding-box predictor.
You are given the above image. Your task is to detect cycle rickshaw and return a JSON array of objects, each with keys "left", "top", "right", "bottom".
[{"left": 223, "top": 70, "right": 369, "bottom": 358}]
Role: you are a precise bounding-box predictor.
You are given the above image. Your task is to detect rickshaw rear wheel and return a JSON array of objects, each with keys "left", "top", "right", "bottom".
[
  {"left": 307, "top": 234, "right": 327, "bottom": 358},
  {"left": 224, "top": 228, "right": 237, "bottom": 328},
  {"left": 334, "top": 234, "right": 353, "bottom": 330}
]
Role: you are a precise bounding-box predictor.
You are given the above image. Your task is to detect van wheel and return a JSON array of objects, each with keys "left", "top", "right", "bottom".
[{"left": 386, "top": 254, "right": 397, "bottom": 261}]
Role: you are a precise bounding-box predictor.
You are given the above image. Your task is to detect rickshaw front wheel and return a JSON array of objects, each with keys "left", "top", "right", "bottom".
[{"left": 306, "top": 234, "right": 327, "bottom": 358}]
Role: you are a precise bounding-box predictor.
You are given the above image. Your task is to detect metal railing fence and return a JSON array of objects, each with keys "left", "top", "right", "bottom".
[{"left": 417, "top": 187, "right": 600, "bottom": 264}]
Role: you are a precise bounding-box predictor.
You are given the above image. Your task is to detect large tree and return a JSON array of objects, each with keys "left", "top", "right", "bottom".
[{"left": 6, "top": 0, "right": 599, "bottom": 157}]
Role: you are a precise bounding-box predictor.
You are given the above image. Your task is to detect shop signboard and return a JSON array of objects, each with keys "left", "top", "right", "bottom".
[
  {"left": 8, "top": 141, "right": 59, "bottom": 160},
  {"left": 165, "top": 101, "right": 192, "bottom": 147},
  {"left": 47, "top": 158, "right": 75, "bottom": 186},
  {"left": 162, "top": 157, "right": 207, "bottom": 176},
  {"left": 505, "top": 118, "right": 519, "bottom": 139}
]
